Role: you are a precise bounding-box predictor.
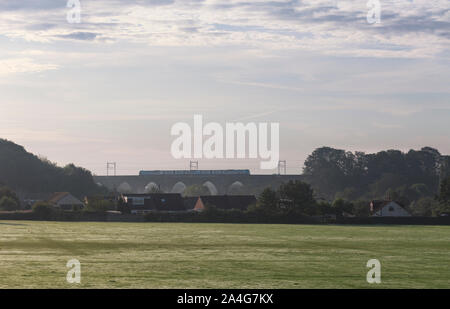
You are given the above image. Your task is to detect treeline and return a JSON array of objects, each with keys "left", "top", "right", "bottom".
[
  {"left": 303, "top": 146, "right": 450, "bottom": 208},
  {"left": 2, "top": 178, "right": 449, "bottom": 222},
  {"left": 253, "top": 181, "right": 368, "bottom": 217},
  {"left": 0, "top": 139, "right": 105, "bottom": 199},
  {"left": 144, "top": 178, "right": 450, "bottom": 223}
]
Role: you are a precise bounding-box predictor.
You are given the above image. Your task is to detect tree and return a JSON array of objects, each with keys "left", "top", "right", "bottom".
[
  {"left": 410, "top": 197, "right": 440, "bottom": 217},
  {"left": 278, "top": 180, "right": 316, "bottom": 215},
  {"left": 409, "top": 183, "right": 431, "bottom": 199},
  {"left": 184, "top": 184, "right": 211, "bottom": 197},
  {"left": 439, "top": 177, "right": 450, "bottom": 204},
  {"left": 255, "top": 188, "right": 279, "bottom": 215},
  {"left": 315, "top": 200, "right": 333, "bottom": 216},
  {"left": 335, "top": 187, "right": 359, "bottom": 201},
  {"left": 303, "top": 147, "right": 361, "bottom": 199},
  {"left": 352, "top": 200, "right": 370, "bottom": 217},
  {"left": 369, "top": 173, "right": 407, "bottom": 198},
  {"left": 439, "top": 156, "right": 450, "bottom": 181},
  {"left": 384, "top": 187, "right": 410, "bottom": 208},
  {"left": 437, "top": 177, "right": 450, "bottom": 215},
  {"left": 0, "top": 139, "right": 106, "bottom": 198},
  {"left": 0, "top": 196, "right": 19, "bottom": 211},
  {"left": 303, "top": 146, "right": 445, "bottom": 203},
  {"left": 0, "top": 186, "right": 20, "bottom": 206},
  {"left": 331, "top": 198, "right": 354, "bottom": 217},
  {"left": 0, "top": 186, "right": 20, "bottom": 211}
]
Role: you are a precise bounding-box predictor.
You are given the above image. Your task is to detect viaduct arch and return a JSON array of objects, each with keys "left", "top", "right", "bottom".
[{"left": 95, "top": 174, "right": 305, "bottom": 196}]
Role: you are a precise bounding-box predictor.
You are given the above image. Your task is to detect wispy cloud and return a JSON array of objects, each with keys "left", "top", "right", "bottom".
[
  {"left": 0, "top": 0, "right": 448, "bottom": 58},
  {"left": 372, "top": 122, "right": 403, "bottom": 129},
  {"left": 0, "top": 58, "right": 59, "bottom": 75}
]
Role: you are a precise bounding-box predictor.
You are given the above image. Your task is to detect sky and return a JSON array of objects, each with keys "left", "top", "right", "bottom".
[{"left": 0, "top": 0, "right": 449, "bottom": 175}]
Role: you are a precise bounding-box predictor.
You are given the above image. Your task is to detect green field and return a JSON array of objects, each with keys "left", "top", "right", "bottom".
[{"left": 0, "top": 221, "right": 449, "bottom": 288}]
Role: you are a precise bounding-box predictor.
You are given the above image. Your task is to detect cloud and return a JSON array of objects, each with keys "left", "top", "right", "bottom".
[
  {"left": 55, "top": 31, "right": 99, "bottom": 40},
  {"left": 0, "top": 58, "right": 59, "bottom": 75},
  {"left": 0, "top": 0, "right": 67, "bottom": 11},
  {"left": 0, "top": 0, "right": 447, "bottom": 58},
  {"left": 372, "top": 122, "right": 403, "bottom": 129}
]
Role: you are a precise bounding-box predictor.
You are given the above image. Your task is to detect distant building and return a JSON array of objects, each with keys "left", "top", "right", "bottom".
[
  {"left": 120, "top": 193, "right": 185, "bottom": 214},
  {"left": 183, "top": 197, "right": 198, "bottom": 211},
  {"left": 48, "top": 192, "right": 85, "bottom": 211},
  {"left": 370, "top": 200, "right": 411, "bottom": 217},
  {"left": 194, "top": 195, "right": 256, "bottom": 212}
]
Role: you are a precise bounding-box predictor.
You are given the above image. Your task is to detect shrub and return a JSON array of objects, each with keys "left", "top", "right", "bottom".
[
  {"left": 332, "top": 198, "right": 354, "bottom": 216},
  {"left": 32, "top": 202, "right": 55, "bottom": 219},
  {"left": 85, "top": 199, "right": 115, "bottom": 212},
  {"left": 0, "top": 196, "right": 19, "bottom": 211},
  {"left": 352, "top": 200, "right": 370, "bottom": 217},
  {"left": 184, "top": 184, "right": 211, "bottom": 197}
]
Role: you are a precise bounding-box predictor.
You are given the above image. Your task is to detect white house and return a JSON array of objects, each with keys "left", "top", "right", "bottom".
[
  {"left": 370, "top": 200, "right": 411, "bottom": 217},
  {"left": 48, "top": 192, "right": 85, "bottom": 211}
]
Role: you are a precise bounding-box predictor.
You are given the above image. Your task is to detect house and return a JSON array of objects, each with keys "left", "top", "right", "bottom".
[
  {"left": 120, "top": 193, "right": 185, "bottom": 214},
  {"left": 183, "top": 197, "right": 198, "bottom": 211},
  {"left": 370, "top": 200, "right": 411, "bottom": 217},
  {"left": 193, "top": 195, "right": 256, "bottom": 212},
  {"left": 48, "top": 192, "right": 85, "bottom": 211}
]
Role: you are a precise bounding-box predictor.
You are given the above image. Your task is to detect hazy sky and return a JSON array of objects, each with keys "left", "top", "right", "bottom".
[{"left": 0, "top": 0, "right": 449, "bottom": 175}]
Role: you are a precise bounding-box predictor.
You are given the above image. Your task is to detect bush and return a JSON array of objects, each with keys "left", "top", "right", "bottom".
[
  {"left": 0, "top": 196, "right": 19, "bottom": 211},
  {"left": 85, "top": 199, "right": 115, "bottom": 212},
  {"left": 315, "top": 201, "right": 333, "bottom": 216},
  {"left": 352, "top": 200, "right": 370, "bottom": 217},
  {"left": 184, "top": 184, "right": 211, "bottom": 197},
  {"left": 332, "top": 198, "right": 354, "bottom": 216},
  {"left": 255, "top": 188, "right": 279, "bottom": 215},
  {"left": 32, "top": 202, "right": 55, "bottom": 219},
  {"left": 410, "top": 197, "right": 440, "bottom": 217}
]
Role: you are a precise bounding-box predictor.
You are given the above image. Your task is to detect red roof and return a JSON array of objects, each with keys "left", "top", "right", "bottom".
[{"left": 48, "top": 192, "right": 70, "bottom": 204}]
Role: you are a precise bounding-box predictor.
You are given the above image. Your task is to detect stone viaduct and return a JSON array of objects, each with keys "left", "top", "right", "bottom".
[{"left": 93, "top": 174, "right": 306, "bottom": 195}]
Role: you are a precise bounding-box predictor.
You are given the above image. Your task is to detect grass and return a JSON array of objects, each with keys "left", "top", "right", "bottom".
[{"left": 0, "top": 221, "right": 449, "bottom": 288}]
